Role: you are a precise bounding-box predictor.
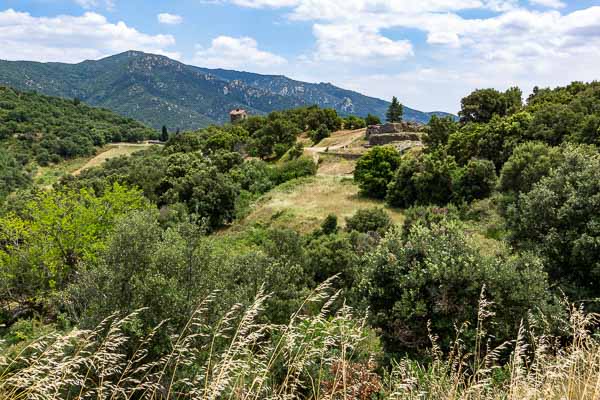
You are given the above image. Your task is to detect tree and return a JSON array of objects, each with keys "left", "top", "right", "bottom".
[
  {"left": 310, "top": 124, "right": 331, "bottom": 144},
  {"left": 506, "top": 144, "right": 600, "bottom": 301},
  {"left": 320, "top": 214, "right": 339, "bottom": 235},
  {"left": 459, "top": 88, "right": 522, "bottom": 124},
  {"left": 423, "top": 115, "right": 457, "bottom": 150},
  {"left": 386, "top": 96, "right": 403, "bottom": 123},
  {"left": 354, "top": 146, "right": 402, "bottom": 199},
  {"left": 362, "top": 220, "right": 551, "bottom": 356},
  {"left": 365, "top": 114, "right": 382, "bottom": 126},
  {"left": 386, "top": 151, "right": 458, "bottom": 208},
  {"left": 498, "top": 141, "right": 563, "bottom": 195},
  {"left": 452, "top": 159, "right": 497, "bottom": 203},
  {"left": 160, "top": 125, "right": 169, "bottom": 142},
  {"left": 345, "top": 208, "right": 392, "bottom": 235}
]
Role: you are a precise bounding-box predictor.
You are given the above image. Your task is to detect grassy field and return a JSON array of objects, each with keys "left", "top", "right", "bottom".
[
  {"left": 235, "top": 175, "right": 404, "bottom": 233},
  {"left": 35, "top": 143, "right": 155, "bottom": 187}
]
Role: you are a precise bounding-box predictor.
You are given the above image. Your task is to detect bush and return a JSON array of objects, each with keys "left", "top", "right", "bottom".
[
  {"left": 272, "top": 156, "right": 317, "bottom": 185},
  {"left": 386, "top": 151, "right": 457, "bottom": 208},
  {"left": 499, "top": 141, "right": 563, "bottom": 195},
  {"left": 401, "top": 205, "right": 459, "bottom": 237},
  {"left": 452, "top": 159, "right": 497, "bottom": 203},
  {"left": 362, "top": 220, "right": 551, "bottom": 356},
  {"left": 354, "top": 146, "right": 402, "bottom": 199},
  {"left": 320, "top": 214, "right": 338, "bottom": 235},
  {"left": 345, "top": 208, "right": 392, "bottom": 235},
  {"left": 310, "top": 124, "right": 331, "bottom": 144},
  {"left": 365, "top": 114, "right": 381, "bottom": 126}
]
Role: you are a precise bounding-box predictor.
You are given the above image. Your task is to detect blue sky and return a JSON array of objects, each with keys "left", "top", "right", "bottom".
[{"left": 1, "top": 0, "right": 600, "bottom": 113}]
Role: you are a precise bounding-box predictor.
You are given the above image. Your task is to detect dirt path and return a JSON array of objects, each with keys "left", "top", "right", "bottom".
[{"left": 72, "top": 143, "right": 155, "bottom": 176}]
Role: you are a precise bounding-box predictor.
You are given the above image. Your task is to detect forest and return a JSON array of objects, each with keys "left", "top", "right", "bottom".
[{"left": 1, "top": 81, "right": 600, "bottom": 399}]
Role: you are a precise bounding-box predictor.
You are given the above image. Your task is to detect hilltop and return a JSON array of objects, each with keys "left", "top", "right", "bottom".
[{"left": 0, "top": 51, "right": 454, "bottom": 130}]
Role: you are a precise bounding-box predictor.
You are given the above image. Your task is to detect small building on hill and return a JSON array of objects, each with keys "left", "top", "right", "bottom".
[{"left": 230, "top": 108, "right": 248, "bottom": 123}]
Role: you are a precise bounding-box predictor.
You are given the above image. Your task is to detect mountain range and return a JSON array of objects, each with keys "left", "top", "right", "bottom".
[{"left": 0, "top": 51, "right": 454, "bottom": 130}]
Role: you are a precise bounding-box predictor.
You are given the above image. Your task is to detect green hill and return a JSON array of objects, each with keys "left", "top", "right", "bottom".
[{"left": 0, "top": 85, "right": 156, "bottom": 197}]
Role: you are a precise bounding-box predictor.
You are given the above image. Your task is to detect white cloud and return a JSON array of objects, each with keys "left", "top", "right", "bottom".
[
  {"left": 157, "top": 13, "right": 183, "bottom": 25},
  {"left": 529, "top": 0, "right": 566, "bottom": 8},
  {"left": 0, "top": 9, "right": 179, "bottom": 63},
  {"left": 313, "top": 24, "right": 413, "bottom": 61},
  {"left": 74, "top": 0, "right": 115, "bottom": 11},
  {"left": 194, "top": 36, "right": 287, "bottom": 72}
]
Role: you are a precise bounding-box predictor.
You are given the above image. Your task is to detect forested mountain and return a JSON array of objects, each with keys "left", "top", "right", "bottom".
[{"left": 0, "top": 51, "right": 453, "bottom": 130}]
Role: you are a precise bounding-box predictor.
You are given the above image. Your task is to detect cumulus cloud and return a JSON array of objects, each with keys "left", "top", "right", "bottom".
[
  {"left": 0, "top": 9, "right": 179, "bottom": 63},
  {"left": 313, "top": 24, "right": 413, "bottom": 61},
  {"left": 157, "top": 13, "right": 183, "bottom": 25},
  {"left": 194, "top": 36, "right": 287, "bottom": 72}
]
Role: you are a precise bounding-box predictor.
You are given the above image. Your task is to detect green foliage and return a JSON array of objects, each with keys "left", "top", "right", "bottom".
[
  {"left": 320, "top": 214, "right": 339, "bottom": 235},
  {"left": 506, "top": 144, "right": 600, "bottom": 301},
  {"left": 343, "top": 115, "right": 366, "bottom": 130},
  {"left": 424, "top": 115, "right": 457, "bottom": 150},
  {"left": 0, "top": 183, "right": 148, "bottom": 303},
  {"left": 345, "top": 208, "right": 393, "bottom": 235},
  {"left": 386, "top": 96, "right": 404, "bottom": 123},
  {"left": 252, "top": 118, "right": 301, "bottom": 159},
  {"left": 459, "top": 87, "right": 522, "bottom": 123},
  {"left": 0, "top": 86, "right": 156, "bottom": 165},
  {"left": 160, "top": 125, "right": 169, "bottom": 142},
  {"left": 386, "top": 151, "right": 458, "bottom": 208},
  {"left": 310, "top": 124, "right": 331, "bottom": 145},
  {"left": 365, "top": 113, "right": 382, "bottom": 126},
  {"left": 160, "top": 153, "right": 240, "bottom": 229},
  {"left": 499, "top": 141, "right": 563, "bottom": 195},
  {"left": 272, "top": 156, "right": 317, "bottom": 185},
  {"left": 354, "top": 146, "right": 402, "bottom": 199},
  {"left": 362, "top": 220, "right": 550, "bottom": 356},
  {"left": 0, "top": 148, "right": 31, "bottom": 198},
  {"left": 401, "top": 205, "right": 459, "bottom": 237},
  {"left": 452, "top": 159, "right": 497, "bottom": 203}
]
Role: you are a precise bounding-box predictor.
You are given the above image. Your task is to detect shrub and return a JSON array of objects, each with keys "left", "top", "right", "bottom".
[
  {"left": 310, "top": 124, "right": 331, "bottom": 144},
  {"left": 386, "top": 151, "right": 457, "bottom": 208},
  {"left": 354, "top": 146, "right": 402, "bottom": 199},
  {"left": 452, "top": 159, "right": 497, "bottom": 203},
  {"left": 362, "top": 220, "right": 551, "bottom": 356},
  {"left": 499, "top": 141, "right": 563, "bottom": 195},
  {"left": 365, "top": 114, "right": 381, "bottom": 126},
  {"left": 320, "top": 214, "right": 339, "bottom": 235},
  {"left": 345, "top": 208, "right": 392, "bottom": 235},
  {"left": 272, "top": 156, "right": 317, "bottom": 185}
]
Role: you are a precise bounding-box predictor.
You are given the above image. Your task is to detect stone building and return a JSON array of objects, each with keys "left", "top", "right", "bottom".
[{"left": 230, "top": 108, "right": 248, "bottom": 123}]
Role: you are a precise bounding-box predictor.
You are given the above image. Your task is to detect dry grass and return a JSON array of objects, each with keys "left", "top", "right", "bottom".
[
  {"left": 316, "top": 154, "right": 357, "bottom": 177},
  {"left": 72, "top": 143, "right": 155, "bottom": 176},
  {"left": 1, "top": 284, "right": 598, "bottom": 399},
  {"left": 236, "top": 176, "right": 404, "bottom": 233}
]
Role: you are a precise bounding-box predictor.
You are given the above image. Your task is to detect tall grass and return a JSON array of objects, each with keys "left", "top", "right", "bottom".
[{"left": 1, "top": 283, "right": 598, "bottom": 399}]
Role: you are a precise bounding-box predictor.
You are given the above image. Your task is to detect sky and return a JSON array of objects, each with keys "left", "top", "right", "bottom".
[{"left": 1, "top": 1, "right": 600, "bottom": 113}]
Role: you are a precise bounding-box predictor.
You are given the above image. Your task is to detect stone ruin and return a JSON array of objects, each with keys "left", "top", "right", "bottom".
[{"left": 366, "top": 122, "right": 424, "bottom": 151}]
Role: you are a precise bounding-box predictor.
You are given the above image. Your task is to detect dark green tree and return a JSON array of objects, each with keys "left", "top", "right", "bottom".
[
  {"left": 345, "top": 208, "right": 392, "bottom": 235},
  {"left": 424, "top": 115, "right": 457, "bottom": 150},
  {"left": 354, "top": 146, "right": 402, "bottom": 199},
  {"left": 452, "top": 159, "right": 497, "bottom": 203},
  {"left": 365, "top": 114, "right": 382, "bottom": 126},
  {"left": 160, "top": 125, "right": 169, "bottom": 142},
  {"left": 386, "top": 96, "right": 403, "bottom": 123}
]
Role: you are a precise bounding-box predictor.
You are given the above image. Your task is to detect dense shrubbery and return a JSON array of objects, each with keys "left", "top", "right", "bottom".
[
  {"left": 354, "top": 146, "right": 402, "bottom": 199},
  {"left": 0, "top": 86, "right": 156, "bottom": 166}
]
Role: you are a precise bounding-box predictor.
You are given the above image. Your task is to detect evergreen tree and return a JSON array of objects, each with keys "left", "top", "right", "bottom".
[
  {"left": 161, "top": 125, "right": 169, "bottom": 142},
  {"left": 386, "top": 96, "right": 403, "bottom": 123}
]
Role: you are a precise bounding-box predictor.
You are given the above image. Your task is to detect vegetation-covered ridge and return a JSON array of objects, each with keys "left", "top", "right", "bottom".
[
  {"left": 0, "top": 85, "right": 156, "bottom": 198},
  {"left": 0, "top": 50, "right": 455, "bottom": 130}
]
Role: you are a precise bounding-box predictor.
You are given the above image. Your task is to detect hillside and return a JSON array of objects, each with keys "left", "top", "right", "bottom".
[
  {"left": 0, "top": 85, "right": 156, "bottom": 197},
  {"left": 0, "top": 51, "right": 454, "bottom": 130}
]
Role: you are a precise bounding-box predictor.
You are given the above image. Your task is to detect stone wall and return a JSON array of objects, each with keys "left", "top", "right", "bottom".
[
  {"left": 366, "top": 122, "right": 423, "bottom": 138},
  {"left": 368, "top": 132, "right": 422, "bottom": 146}
]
